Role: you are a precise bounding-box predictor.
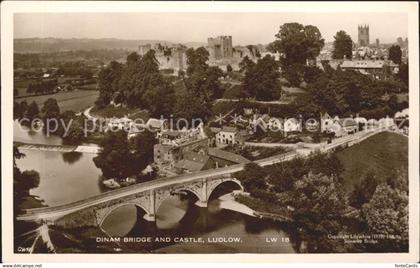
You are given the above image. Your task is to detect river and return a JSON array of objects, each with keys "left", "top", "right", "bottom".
[{"left": 13, "top": 121, "right": 297, "bottom": 253}]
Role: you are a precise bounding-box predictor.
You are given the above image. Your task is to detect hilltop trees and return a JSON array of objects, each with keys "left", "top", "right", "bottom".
[
  {"left": 333, "top": 31, "right": 353, "bottom": 59},
  {"left": 184, "top": 47, "right": 224, "bottom": 102},
  {"left": 96, "top": 51, "right": 175, "bottom": 118},
  {"left": 242, "top": 55, "right": 281, "bottom": 101},
  {"left": 269, "top": 23, "right": 324, "bottom": 66},
  {"left": 268, "top": 23, "right": 324, "bottom": 86}
]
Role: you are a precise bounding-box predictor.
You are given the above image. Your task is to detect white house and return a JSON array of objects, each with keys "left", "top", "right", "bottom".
[
  {"left": 284, "top": 118, "right": 302, "bottom": 133},
  {"left": 321, "top": 113, "right": 341, "bottom": 133},
  {"left": 378, "top": 116, "right": 395, "bottom": 129},
  {"left": 215, "top": 126, "right": 245, "bottom": 146},
  {"left": 106, "top": 117, "right": 132, "bottom": 132}
]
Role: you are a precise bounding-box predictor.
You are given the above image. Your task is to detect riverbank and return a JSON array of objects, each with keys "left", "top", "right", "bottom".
[{"left": 234, "top": 195, "right": 292, "bottom": 222}]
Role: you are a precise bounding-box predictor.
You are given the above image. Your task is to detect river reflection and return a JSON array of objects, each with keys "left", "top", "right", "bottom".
[{"left": 101, "top": 195, "right": 297, "bottom": 253}]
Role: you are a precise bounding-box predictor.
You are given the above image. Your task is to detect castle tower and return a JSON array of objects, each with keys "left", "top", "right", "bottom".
[
  {"left": 207, "top": 36, "right": 233, "bottom": 60},
  {"left": 358, "top": 25, "right": 370, "bottom": 47}
]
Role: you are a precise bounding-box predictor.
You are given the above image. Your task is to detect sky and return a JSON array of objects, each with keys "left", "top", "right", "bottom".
[{"left": 14, "top": 12, "right": 408, "bottom": 45}]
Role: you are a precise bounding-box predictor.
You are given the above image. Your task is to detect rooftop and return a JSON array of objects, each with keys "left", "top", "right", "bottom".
[
  {"left": 207, "top": 148, "right": 250, "bottom": 164},
  {"left": 220, "top": 126, "right": 238, "bottom": 133},
  {"left": 340, "top": 60, "right": 398, "bottom": 69}
]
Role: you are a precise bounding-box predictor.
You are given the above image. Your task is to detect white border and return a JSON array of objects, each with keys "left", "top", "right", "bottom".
[{"left": 1, "top": 1, "right": 419, "bottom": 263}]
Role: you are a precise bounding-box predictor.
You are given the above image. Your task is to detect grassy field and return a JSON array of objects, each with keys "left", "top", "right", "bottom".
[
  {"left": 15, "top": 90, "right": 99, "bottom": 112},
  {"left": 335, "top": 131, "right": 408, "bottom": 191}
]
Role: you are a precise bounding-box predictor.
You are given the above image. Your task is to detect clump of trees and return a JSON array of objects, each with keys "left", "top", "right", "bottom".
[
  {"left": 26, "top": 79, "right": 58, "bottom": 95},
  {"left": 93, "top": 130, "right": 155, "bottom": 181},
  {"left": 294, "top": 67, "right": 408, "bottom": 119},
  {"left": 14, "top": 98, "right": 86, "bottom": 143},
  {"left": 14, "top": 101, "right": 40, "bottom": 125},
  {"left": 95, "top": 51, "right": 175, "bottom": 118},
  {"left": 235, "top": 152, "right": 408, "bottom": 253}
]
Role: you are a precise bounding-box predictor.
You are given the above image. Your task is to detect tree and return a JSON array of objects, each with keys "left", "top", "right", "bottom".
[
  {"left": 142, "top": 75, "right": 175, "bottom": 118},
  {"left": 361, "top": 183, "right": 408, "bottom": 251},
  {"left": 243, "top": 55, "right": 282, "bottom": 101},
  {"left": 97, "top": 61, "right": 123, "bottom": 106},
  {"left": 332, "top": 31, "right": 353, "bottom": 59},
  {"left": 226, "top": 64, "right": 233, "bottom": 73},
  {"left": 174, "top": 89, "right": 211, "bottom": 127},
  {"left": 185, "top": 47, "right": 209, "bottom": 76},
  {"left": 63, "top": 116, "right": 85, "bottom": 144},
  {"left": 398, "top": 62, "right": 408, "bottom": 86},
  {"left": 41, "top": 98, "right": 60, "bottom": 121},
  {"left": 239, "top": 56, "right": 255, "bottom": 73},
  {"left": 184, "top": 47, "right": 224, "bottom": 102},
  {"left": 291, "top": 172, "right": 349, "bottom": 252},
  {"left": 388, "top": 45, "right": 402, "bottom": 65},
  {"left": 268, "top": 23, "right": 324, "bottom": 67},
  {"left": 25, "top": 101, "right": 40, "bottom": 121}
]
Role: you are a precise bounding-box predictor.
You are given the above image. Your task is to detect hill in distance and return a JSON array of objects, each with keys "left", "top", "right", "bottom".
[{"left": 14, "top": 38, "right": 207, "bottom": 53}]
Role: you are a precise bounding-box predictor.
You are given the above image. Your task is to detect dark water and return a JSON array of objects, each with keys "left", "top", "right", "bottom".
[{"left": 14, "top": 121, "right": 297, "bottom": 253}]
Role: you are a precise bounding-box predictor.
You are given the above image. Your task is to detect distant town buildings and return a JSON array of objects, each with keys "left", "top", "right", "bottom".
[{"left": 340, "top": 60, "right": 399, "bottom": 79}]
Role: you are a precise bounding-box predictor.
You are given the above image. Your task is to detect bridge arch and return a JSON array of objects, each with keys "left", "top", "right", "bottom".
[
  {"left": 207, "top": 178, "right": 244, "bottom": 202},
  {"left": 155, "top": 187, "right": 202, "bottom": 215},
  {"left": 97, "top": 201, "right": 151, "bottom": 228}
]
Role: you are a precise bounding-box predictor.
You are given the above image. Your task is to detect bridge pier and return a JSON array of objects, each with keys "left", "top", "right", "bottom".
[
  {"left": 195, "top": 200, "right": 208, "bottom": 208},
  {"left": 143, "top": 213, "right": 156, "bottom": 222}
]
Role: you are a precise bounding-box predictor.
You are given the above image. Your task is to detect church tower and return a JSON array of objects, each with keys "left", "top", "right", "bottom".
[{"left": 358, "top": 25, "right": 370, "bottom": 47}]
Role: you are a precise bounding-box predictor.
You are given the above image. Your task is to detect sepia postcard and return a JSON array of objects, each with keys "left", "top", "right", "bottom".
[{"left": 1, "top": 1, "right": 419, "bottom": 263}]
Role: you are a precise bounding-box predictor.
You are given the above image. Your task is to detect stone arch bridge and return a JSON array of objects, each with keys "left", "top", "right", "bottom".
[{"left": 17, "top": 169, "right": 244, "bottom": 229}]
